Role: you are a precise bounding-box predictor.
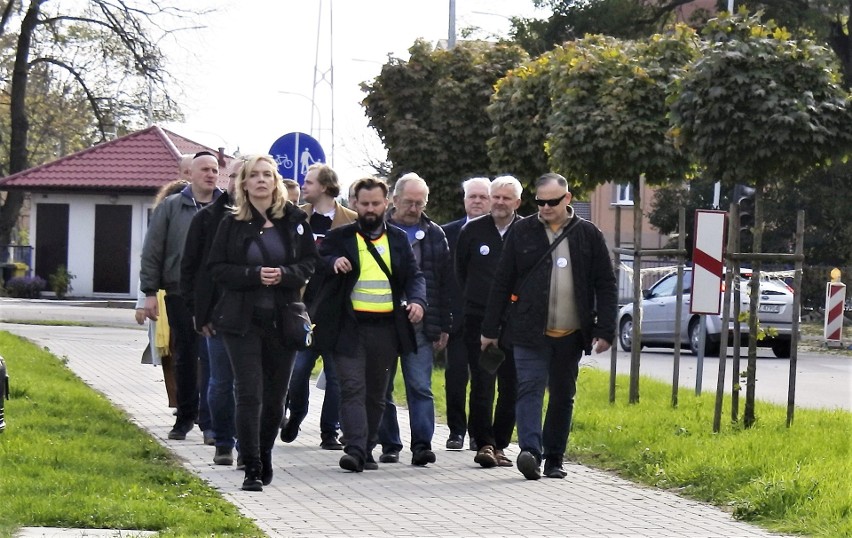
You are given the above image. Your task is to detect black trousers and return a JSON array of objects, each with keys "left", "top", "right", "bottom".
[
  {"left": 164, "top": 294, "right": 200, "bottom": 425},
  {"left": 463, "top": 313, "right": 517, "bottom": 450},
  {"left": 335, "top": 317, "right": 398, "bottom": 462},
  {"left": 444, "top": 328, "right": 469, "bottom": 439},
  {"left": 223, "top": 312, "right": 296, "bottom": 463}
]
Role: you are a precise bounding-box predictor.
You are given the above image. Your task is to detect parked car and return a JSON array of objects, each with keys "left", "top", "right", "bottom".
[{"left": 617, "top": 268, "right": 796, "bottom": 358}]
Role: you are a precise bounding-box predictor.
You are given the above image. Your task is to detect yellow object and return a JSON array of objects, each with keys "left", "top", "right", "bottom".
[
  {"left": 351, "top": 234, "right": 393, "bottom": 313},
  {"left": 154, "top": 290, "right": 170, "bottom": 357},
  {"left": 830, "top": 268, "right": 841, "bottom": 282},
  {"left": 11, "top": 262, "right": 27, "bottom": 278}
]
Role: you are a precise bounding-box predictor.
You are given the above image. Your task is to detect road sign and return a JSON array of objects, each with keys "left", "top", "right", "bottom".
[
  {"left": 824, "top": 281, "right": 846, "bottom": 345},
  {"left": 691, "top": 210, "right": 727, "bottom": 315},
  {"left": 268, "top": 132, "right": 325, "bottom": 185}
]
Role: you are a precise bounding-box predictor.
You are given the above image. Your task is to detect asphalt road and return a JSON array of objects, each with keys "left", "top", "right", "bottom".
[{"left": 3, "top": 297, "right": 850, "bottom": 411}]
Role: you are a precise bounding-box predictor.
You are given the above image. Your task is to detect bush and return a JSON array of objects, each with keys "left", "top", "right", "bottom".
[
  {"left": 48, "top": 265, "right": 75, "bottom": 299},
  {"left": 5, "top": 276, "right": 46, "bottom": 299}
]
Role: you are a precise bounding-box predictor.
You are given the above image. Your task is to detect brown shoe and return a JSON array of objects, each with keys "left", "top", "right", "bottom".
[
  {"left": 474, "top": 445, "right": 498, "bottom": 468},
  {"left": 495, "top": 449, "right": 514, "bottom": 467}
]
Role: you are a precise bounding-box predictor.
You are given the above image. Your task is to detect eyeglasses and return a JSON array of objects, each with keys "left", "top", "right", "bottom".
[
  {"left": 398, "top": 199, "right": 426, "bottom": 209},
  {"left": 534, "top": 194, "right": 566, "bottom": 207}
]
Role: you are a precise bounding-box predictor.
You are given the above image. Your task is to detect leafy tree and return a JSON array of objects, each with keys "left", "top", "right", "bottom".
[
  {"left": 0, "top": 0, "right": 191, "bottom": 245},
  {"left": 361, "top": 39, "right": 528, "bottom": 223},
  {"left": 669, "top": 11, "right": 852, "bottom": 427},
  {"left": 512, "top": 0, "right": 712, "bottom": 55}
]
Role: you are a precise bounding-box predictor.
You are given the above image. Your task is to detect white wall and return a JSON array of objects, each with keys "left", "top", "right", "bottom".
[{"left": 29, "top": 192, "right": 152, "bottom": 298}]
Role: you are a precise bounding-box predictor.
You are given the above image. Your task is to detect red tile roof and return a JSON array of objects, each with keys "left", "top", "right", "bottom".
[{"left": 0, "top": 125, "right": 232, "bottom": 192}]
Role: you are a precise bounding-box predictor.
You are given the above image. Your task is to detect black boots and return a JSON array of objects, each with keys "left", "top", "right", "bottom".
[
  {"left": 260, "top": 450, "right": 273, "bottom": 486},
  {"left": 241, "top": 459, "right": 263, "bottom": 492}
]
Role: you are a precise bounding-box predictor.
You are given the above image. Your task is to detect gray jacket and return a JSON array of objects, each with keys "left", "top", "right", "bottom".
[{"left": 140, "top": 185, "right": 223, "bottom": 296}]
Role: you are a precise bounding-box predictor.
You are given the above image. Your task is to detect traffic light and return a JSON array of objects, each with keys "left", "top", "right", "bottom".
[{"left": 733, "top": 184, "right": 755, "bottom": 250}]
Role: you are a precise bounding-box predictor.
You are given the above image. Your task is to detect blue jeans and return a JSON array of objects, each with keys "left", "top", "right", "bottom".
[
  {"left": 513, "top": 332, "right": 583, "bottom": 462},
  {"left": 286, "top": 347, "right": 340, "bottom": 439},
  {"left": 379, "top": 329, "right": 435, "bottom": 453},
  {"left": 206, "top": 334, "right": 235, "bottom": 449}
]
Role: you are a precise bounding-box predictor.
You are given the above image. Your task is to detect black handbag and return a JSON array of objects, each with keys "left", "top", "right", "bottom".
[{"left": 280, "top": 301, "right": 314, "bottom": 350}]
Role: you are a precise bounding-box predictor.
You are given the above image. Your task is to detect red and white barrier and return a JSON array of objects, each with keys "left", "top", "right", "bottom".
[{"left": 824, "top": 282, "right": 847, "bottom": 345}]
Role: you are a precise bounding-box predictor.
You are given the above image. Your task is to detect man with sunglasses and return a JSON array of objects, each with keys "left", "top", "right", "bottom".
[{"left": 480, "top": 172, "right": 617, "bottom": 480}]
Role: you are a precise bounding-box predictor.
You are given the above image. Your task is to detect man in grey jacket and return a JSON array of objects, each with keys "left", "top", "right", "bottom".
[{"left": 141, "top": 151, "right": 223, "bottom": 440}]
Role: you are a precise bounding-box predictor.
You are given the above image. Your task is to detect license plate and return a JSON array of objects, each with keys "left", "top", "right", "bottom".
[{"left": 758, "top": 304, "right": 782, "bottom": 313}]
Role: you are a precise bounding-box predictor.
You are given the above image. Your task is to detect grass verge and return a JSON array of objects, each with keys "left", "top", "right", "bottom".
[{"left": 0, "top": 331, "right": 264, "bottom": 537}]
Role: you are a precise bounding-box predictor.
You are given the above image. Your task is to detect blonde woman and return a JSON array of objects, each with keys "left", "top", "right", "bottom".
[{"left": 207, "top": 155, "right": 317, "bottom": 491}]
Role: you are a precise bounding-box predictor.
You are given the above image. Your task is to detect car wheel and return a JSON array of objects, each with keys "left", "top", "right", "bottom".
[
  {"left": 771, "top": 340, "right": 791, "bottom": 359},
  {"left": 688, "top": 319, "right": 719, "bottom": 357},
  {"left": 619, "top": 317, "right": 633, "bottom": 352}
]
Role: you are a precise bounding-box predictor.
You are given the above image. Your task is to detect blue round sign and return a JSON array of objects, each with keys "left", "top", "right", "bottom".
[{"left": 268, "top": 132, "right": 326, "bottom": 185}]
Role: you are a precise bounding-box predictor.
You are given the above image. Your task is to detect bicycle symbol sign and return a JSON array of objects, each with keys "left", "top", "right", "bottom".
[{"left": 268, "top": 132, "right": 326, "bottom": 185}]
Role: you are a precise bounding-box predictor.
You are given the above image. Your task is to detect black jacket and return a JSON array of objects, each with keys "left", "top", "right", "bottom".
[
  {"left": 181, "top": 193, "right": 231, "bottom": 331},
  {"left": 387, "top": 209, "right": 452, "bottom": 341},
  {"left": 207, "top": 202, "right": 318, "bottom": 336},
  {"left": 317, "top": 223, "right": 427, "bottom": 355},
  {"left": 455, "top": 213, "right": 521, "bottom": 318},
  {"left": 441, "top": 217, "right": 466, "bottom": 334},
  {"left": 481, "top": 213, "right": 617, "bottom": 353}
]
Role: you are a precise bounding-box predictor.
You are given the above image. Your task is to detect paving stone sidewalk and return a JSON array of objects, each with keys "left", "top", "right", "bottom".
[{"left": 2, "top": 323, "right": 794, "bottom": 538}]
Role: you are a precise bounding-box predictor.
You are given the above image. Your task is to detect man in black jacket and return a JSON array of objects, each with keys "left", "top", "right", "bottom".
[
  {"left": 377, "top": 172, "right": 451, "bottom": 467},
  {"left": 481, "top": 172, "right": 617, "bottom": 481},
  {"left": 440, "top": 176, "right": 491, "bottom": 451},
  {"left": 318, "top": 177, "right": 426, "bottom": 472},
  {"left": 456, "top": 175, "right": 523, "bottom": 469},
  {"left": 181, "top": 157, "right": 242, "bottom": 466}
]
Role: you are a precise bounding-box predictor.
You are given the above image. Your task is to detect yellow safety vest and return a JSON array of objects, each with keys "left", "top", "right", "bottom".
[{"left": 352, "top": 233, "right": 394, "bottom": 313}]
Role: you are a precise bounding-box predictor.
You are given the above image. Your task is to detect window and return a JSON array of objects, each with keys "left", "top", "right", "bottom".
[{"left": 613, "top": 182, "right": 634, "bottom": 205}]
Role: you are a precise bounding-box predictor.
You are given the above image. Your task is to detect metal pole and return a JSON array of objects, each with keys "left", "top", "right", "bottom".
[
  {"left": 713, "top": 203, "right": 738, "bottom": 432},
  {"left": 448, "top": 0, "right": 456, "bottom": 49},
  {"left": 695, "top": 316, "right": 706, "bottom": 394},
  {"left": 671, "top": 208, "right": 685, "bottom": 407},
  {"left": 609, "top": 205, "right": 621, "bottom": 404},
  {"left": 786, "top": 210, "right": 805, "bottom": 427}
]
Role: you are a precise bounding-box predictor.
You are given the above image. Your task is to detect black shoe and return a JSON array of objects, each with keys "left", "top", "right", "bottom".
[
  {"left": 379, "top": 450, "right": 399, "bottom": 464},
  {"left": 364, "top": 454, "right": 379, "bottom": 471},
  {"left": 260, "top": 450, "right": 273, "bottom": 486},
  {"left": 279, "top": 419, "right": 299, "bottom": 443},
  {"left": 320, "top": 436, "right": 344, "bottom": 450},
  {"left": 517, "top": 451, "right": 541, "bottom": 480},
  {"left": 167, "top": 419, "right": 193, "bottom": 440},
  {"left": 339, "top": 454, "right": 364, "bottom": 472},
  {"left": 213, "top": 446, "right": 234, "bottom": 466},
  {"left": 411, "top": 449, "right": 436, "bottom": 466},
  {"left": 543, "top": 457, "right": 567, "bottom": 479},
  {"left": 241, "top": 461, "right": 263, "bottom": 491},
  {"left": 445, "top": 434, "right": 464, "bottom": 450}
]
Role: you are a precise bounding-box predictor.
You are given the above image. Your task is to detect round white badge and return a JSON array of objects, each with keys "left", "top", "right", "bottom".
[
  {"left": 479, "top": 245, "right": 490, "bottom": 256},
  {"left": 556, "top": 257, "right": 568, "bottom": 268},
  {"left": 415, "top": 230, "right": 425, "bottom": 240},
  {"left": 376, "top": 245, "right": 386, "bottom": 255},
  {"left": 296, "top": 224, "right": 304, "bottom": 235}
]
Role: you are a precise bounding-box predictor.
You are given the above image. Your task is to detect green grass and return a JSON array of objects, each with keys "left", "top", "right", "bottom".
[
  {"left": 0, "top": 331, "right": 264, "bottom": 538},
  {"left": 426, "top": 359, "right": 851, "bottom": 538}
]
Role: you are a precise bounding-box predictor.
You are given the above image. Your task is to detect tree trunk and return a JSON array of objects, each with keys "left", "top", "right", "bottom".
[
  {"left": 629, "top": 174, "right": 643, "bottom": 404},
  {"left": 743, "top": 178, "right": 764, "bottom": 428},
  {"left": 0, "top": 0, "right": 41, "bottom": 245}
]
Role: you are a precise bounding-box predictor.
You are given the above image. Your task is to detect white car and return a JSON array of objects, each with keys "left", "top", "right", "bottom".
[{"left": 617, "top": 268, "right": 796, "bottom": 358}]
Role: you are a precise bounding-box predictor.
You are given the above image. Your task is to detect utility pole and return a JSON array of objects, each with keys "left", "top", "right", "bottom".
[{"left": 448, "top": 0, "right": 456, "bottom": 49}]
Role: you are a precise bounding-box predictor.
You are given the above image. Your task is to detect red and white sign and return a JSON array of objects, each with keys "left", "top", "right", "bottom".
[
  {"left": 824, "top": 282, "right": 847, "bottom": 343},
  {"left": 691, "top": 210, "right": 727, "bottom": 315}
]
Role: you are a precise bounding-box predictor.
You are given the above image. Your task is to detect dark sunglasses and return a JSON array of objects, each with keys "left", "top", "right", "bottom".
[{"left": 534, "top": 194, "right": 566, "bottom": 207}]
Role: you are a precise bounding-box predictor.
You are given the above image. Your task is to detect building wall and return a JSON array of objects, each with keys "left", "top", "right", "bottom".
[
  {"left": 28, "top": 191, "right": 153, "bottom": 298},
  {"left": 589, "top": 181, "right": 669, "bottom": 251}
]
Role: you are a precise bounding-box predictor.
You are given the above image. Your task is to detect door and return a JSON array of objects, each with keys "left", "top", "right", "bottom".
[
  {"left": 93, "top": 204, "right": 132, "bottom": 293},
  {"left": 34, "top": 203, "right": 69, "bottom": 282}
]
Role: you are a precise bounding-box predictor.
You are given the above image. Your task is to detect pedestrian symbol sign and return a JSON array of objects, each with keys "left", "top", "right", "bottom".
[{"left": 268, "top": 132, "right": 326, "bottom": 185}]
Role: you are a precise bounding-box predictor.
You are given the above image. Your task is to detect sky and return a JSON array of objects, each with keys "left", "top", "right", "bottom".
[{"left": 159, "top": 0, "right": 549, "bottom": 185}]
